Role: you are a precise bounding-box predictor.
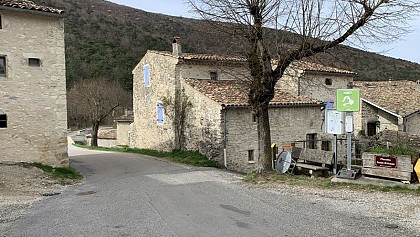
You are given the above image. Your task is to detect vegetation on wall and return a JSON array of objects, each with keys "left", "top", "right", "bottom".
[{"left": 162, "top": 88, "right": 193, "bottom": 151}]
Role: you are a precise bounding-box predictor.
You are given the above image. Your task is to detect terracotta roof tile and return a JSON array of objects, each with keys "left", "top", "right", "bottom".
[
  {"left": 291, "top": 61, "right": 356, "bottom": 75},
  {"left": 0, "top": 0, "right": 64, "bottom": 15},
  {"left": 184, "top": 79, "right": 322, "bottom": 107},
  {"left": 354, "top": 80, "right": 420, "bottom": 117},
  {"left": 149, "top": 50, "right": 354, "bottom": 75}
]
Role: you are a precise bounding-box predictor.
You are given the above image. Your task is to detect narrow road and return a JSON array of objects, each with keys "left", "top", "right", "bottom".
[{"left": 4, "top": 145, "right": 418, "bottom": 236}]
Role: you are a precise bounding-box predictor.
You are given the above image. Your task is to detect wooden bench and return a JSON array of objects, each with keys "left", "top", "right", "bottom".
[{"left": 292, "top": 147, "right": 334, "bottom": 177}]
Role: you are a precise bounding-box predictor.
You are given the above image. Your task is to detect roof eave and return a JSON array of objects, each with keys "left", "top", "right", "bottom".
[
  {"left": 361, "top": 98, "right": 403, "bottom": 118},
  {"left": 0, "top": 5, "right": 65, "bottom": 18}
]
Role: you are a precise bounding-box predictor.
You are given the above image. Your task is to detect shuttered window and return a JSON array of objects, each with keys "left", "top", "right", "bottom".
[
  {"left": 144, "top": 64, "right": 150, "bottom": 87},
  {"left": 157, "top": 102, "right": 164, "bottom": 124}
]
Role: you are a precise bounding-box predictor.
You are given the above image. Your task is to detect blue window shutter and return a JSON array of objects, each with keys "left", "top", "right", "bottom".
[
  {"left": 157, "top": 103, "right": 164, "bottom": 124},
  {"left": 144, "top": 64, "right": 150, "bottom": 87}
]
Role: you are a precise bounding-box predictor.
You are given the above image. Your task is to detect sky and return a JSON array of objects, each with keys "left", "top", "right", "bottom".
[{"left": 109, "top": 0, "right": 420, "bottom": 64}]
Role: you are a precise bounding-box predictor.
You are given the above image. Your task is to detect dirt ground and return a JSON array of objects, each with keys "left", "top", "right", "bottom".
[{"left": 0, "top": 163, "right": 71, "bottom": 232}]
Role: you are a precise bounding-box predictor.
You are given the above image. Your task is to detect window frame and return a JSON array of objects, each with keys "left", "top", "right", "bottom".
[
  {"left": 248, "top": 150, "right": 255, "bottom": 163},
  {"left": 28, "top": 58, "right": 41, "bottom": 67},
  {"left": 210, "top": 71, "right": 218, "bottom": 80},
  {"left": 156, "top": 102, "right": 164, "bottom": 125},
  {"left": 306, "top": 133, "right": 317, "bottom": 149},
  {"left": 0, "top": 15, "right": 2, "bottom": 29},
  {"left": 0, "top": 56, "right": 6, "bottom": 77},
  {"left": 325, "top": 78, "right": 332, "bottom": 86},
  {"left": 0, "top": 114, "right": 7, "bottom": 128},
  {"left": 144, "top": 64, "right": 150, "bottom": 87}
]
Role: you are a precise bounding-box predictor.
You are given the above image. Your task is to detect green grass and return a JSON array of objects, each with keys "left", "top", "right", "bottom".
[
  {"left": 368, "top": 145, "right": 417, "bottom": 156},
  {"left": 26, "top": 163, "right": 83, "bottom": 183},
  {"left": 243, "top": 171, "right": 420, "bottom": 194},
  {"left": 75, "top": 144, "right": 221, "bottom": 168}
]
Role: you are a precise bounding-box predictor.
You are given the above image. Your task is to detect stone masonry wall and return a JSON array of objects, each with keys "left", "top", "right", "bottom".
[
  {"left": 0, "top": 10, "right": 67, "bottom": 166},
  {"left": 225, "top": 105, "right": 323, "bottom": 173},
  {"left": 405, "top": 113, "right": 420, "bottom": 136},
  {"left": 131, "top": 51, "right": 178, "bottom": 151},
  {"left": 300, "top": 73, "right": 353, "bottom": 103},
  {"left": 181, "top": 80, "right": 224, "bottom": 163}
]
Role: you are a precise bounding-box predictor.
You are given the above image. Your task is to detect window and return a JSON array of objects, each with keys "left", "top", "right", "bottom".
[
  {"left": 252, "top": 114, "right": 257, "bottom": 123},
  {"left": 321, "top": 140, "right": 331, "bottom": 151},
  {"left": 0, "top": 15, "right": 2, "bottom": 29},
  {"left": 367, "top": 122, "right": 377, "bottom": 136},
  {"left": 157, "top": 102, "right": 164, "bottom": 124},
  {"left": 248, "top": 150, "right": 254, "bottom": 163},
  {"left": 306, "top": 133, "right": 317, "bottom": 149},
  {"left": 28, "top": 58, "right": 41, "bottom": 67},
  {"left": 0, "top": 56, "right": 6, "bottom": 76},
  {"left": 325, "top": 78, "right": 332, "bottom": 86},
  {"left": 144, "top": 64, "right": 150, "bottom": 87},
  {"left": 0, "top": 114, "right": 7, "bottom": 128},
  {"left": 210, "top": 71, "right": 218, "bottom": 80}
]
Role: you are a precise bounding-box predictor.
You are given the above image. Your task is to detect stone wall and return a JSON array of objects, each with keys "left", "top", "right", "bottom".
[
  {"left": 225, "top": 105, "right": 324, "bottom": 173},
  {"left": 355, "top": 101, "right": 399, "bottom": 136},
  {"left": 131, "top": 51, "right": 178, "bottom": 151},
  {"left": 179, "top": 63, "right": 249, "bottom": 81},
  {"left": 405, "top": 113, "right": 420, "bottom": 136},
  {"left": 300, "top": 73, "right": 353, "bottom": 103},
  {"left": 0, "top": 10, "right": 67, "bottom": 166},
  {"left": 182, "top": 80, "right": 224, "bottom": 163},
  {"left": 116, "top": 122, "right": 133, "bottom": 146}
]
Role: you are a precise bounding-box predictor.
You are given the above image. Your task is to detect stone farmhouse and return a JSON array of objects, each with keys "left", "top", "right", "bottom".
[
  {"left": 353, "top": 80, "right": 420, "bottom": 137},
  {"left": 125, "top": 38, "right": 357, "bottom": 172},
  {"left": 0, "top": 1, "right": 67, "bottom": 166}
]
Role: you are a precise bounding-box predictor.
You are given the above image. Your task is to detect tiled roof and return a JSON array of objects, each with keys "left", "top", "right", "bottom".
[
  {"left": 0, "top": 0, "right": 64, "bottom": 15},
  {"left": 291, "top": 61, "right": 356, "bottom": 75},
  {"left": 149, "top": 50, "right": 355, "bottom": 75},
  {"left": 354, "top": 80, "right": 420, "bottom": 117},
  {"left": 184, "top": 79, "right": 322, "bottom": 107}
]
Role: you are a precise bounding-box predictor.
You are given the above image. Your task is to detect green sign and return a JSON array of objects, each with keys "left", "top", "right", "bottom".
[{"left": 336, "top": 89, "right": 360, "bottom": 112}]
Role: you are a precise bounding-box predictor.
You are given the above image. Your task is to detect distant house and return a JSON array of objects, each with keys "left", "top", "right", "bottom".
[
  {"left": 125, "top": 38, "right": 365, "bottom": 172},
  {"left": 0, "top": 1, "right": 67, "bottom": 166},
  {"left": 353, "top": 80, "right": 420, "bottom": 136},
  {"left": 114, "top": 110, "right": 134, "bottom": 146}
]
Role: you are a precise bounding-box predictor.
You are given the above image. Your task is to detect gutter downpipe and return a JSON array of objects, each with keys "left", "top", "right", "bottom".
[{"left": 222, "top": 105, "right": 228, "bottom": 168}]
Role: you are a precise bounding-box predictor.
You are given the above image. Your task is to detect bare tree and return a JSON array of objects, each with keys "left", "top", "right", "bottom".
[
  {"left": 67, "top": 78, "right": 132, "bottom": 146},
  {"left": 188, "top": 0, "right": 420, "bottom": 172}
]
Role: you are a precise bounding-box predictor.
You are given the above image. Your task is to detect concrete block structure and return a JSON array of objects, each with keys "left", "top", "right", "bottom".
[{"left": 0, "top": 1, "right": 67, "bottom": 166}]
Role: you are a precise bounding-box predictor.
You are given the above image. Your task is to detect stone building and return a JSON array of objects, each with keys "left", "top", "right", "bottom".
[
  {"left": 277, "top": 61, "right": 355, "bottom": 104},
  {"left": 353, "top": 80, "right": 420, "bottom": 137},
  {"left": 0, "top": 1, "right": 67, "bottom": 166},
  {"left": 128, "top": 38, "right": 366, "bottom": 172}
]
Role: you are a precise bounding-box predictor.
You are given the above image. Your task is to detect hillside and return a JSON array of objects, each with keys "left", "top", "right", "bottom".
[{"left": 37, "top": 0, "right": 420, "bottom": 89}]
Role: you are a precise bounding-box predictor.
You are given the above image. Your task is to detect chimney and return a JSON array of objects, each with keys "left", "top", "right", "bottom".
[
  {"left": 416, "top": 80, "right": 420, "bottom": 93},
  {"left": 172, "top": 37, "right": 182, "bottom": 56}
]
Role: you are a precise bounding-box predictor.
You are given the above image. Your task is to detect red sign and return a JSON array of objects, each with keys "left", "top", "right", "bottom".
[{"left": 375, "top": 155, "right": 398, "bottom": 168}]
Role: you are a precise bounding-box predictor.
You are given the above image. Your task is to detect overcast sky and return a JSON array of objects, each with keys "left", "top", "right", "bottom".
[{"left": 109, "top": 0, "right": 420, "bottom": 64}]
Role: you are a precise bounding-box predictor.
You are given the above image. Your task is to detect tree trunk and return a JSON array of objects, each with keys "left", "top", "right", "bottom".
[
  {"left": 91, "top": 122, "right": 100, "bottom": 147},
  {"left": 257, "top": 104, "right": 272, "bottom": 172}
]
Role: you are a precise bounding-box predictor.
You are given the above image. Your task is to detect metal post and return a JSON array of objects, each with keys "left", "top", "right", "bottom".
[
  {"left": 333, "top": 134, "right": 338, "bottom": 174},
  {"left": 346, "top": 131, "right": 351, "bottom": 170}
]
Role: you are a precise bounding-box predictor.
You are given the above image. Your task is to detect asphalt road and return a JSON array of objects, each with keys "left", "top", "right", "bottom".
[{"left": 4, "top": 146, "right": 418, "bottom": 236}]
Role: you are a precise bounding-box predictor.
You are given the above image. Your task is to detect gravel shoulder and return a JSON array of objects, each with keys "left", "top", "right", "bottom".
[{"left": 0, "top": 164, "right": 75, "bottom": 233}]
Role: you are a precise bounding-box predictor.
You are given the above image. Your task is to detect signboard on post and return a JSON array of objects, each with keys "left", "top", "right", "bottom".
[
  {"left": 336, "top": 89, "right": 360, "bottom": 112},
  {"left": 325, "top": 110, "right": 345, "bottom": 135}
]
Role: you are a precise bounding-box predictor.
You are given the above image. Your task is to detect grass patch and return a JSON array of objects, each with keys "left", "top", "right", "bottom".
[
  {"left": 368, "top": 144, "right": 417, "bottom": 156},
  {"left": 27, "top": 163, "right": 83, "bottom": 184},
  {"left": 75, "top": 144, "right": 221, "bottom": 168},
  {"left": 243, "top": 171, "right": 420, "bottom": 194}
]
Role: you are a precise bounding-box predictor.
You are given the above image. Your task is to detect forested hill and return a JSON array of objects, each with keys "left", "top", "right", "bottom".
[{"left": 37, "top": 0, "right": 420, "bottom": 90}]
